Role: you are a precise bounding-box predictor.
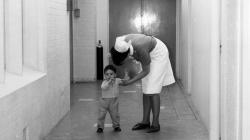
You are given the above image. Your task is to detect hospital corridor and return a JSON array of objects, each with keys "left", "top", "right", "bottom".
[{"left": 0, "top": 0, "right": 250, "bottom": 140}]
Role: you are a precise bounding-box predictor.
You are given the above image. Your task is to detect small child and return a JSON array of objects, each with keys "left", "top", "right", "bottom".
[{"left": 96, "top": 65, "right": 122, "bottom": 133}]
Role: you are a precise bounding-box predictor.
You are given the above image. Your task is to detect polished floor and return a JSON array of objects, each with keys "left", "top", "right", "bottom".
[{"left": 45, "top": 81, "right": 209, "bottom": 140}]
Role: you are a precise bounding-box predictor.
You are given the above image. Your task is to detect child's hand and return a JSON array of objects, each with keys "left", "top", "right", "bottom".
[
  {"left": 107, "top": 78, "right": 115, "bottom": 85},
  {"left": 107, "top": 78, "right": 112, "bottom": 83}
]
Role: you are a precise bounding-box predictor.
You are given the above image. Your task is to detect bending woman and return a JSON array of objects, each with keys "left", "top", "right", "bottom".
[{"left": 110, "top": 34, "right": 175, "bottom": 133}]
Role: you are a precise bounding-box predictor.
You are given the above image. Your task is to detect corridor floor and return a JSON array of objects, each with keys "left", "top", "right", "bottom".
[{"left": 45, "top": 82, "right": 209, "bottom": 140}]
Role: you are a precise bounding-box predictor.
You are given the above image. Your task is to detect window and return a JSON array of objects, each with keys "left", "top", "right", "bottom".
[{"left": 0, "top": 0, "right": 45, "bottom": 89}]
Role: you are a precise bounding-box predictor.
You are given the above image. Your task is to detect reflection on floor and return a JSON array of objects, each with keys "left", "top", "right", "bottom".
[{"left": 45, "top": 82, "right": 208, "bottom": 140}]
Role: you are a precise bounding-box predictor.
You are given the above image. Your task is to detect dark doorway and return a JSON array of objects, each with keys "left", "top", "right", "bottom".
[{"left": 109, "top": 0, "right": 176, "bottom": 77}]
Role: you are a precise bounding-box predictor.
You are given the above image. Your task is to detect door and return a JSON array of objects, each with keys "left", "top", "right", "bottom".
[
  {"left": 109, "top": 0, "right": 176, "bottom": 77},
  {"left": 143, "top": 0, "right": 176, "bottom": 76}
]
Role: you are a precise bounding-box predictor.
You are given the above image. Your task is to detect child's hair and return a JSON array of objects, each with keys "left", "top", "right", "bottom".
[{"left": 104, "top": 65, "right": 117, "bottom": 73}]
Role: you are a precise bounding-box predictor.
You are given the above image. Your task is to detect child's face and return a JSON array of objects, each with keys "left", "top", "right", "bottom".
[{"left": 104, "top": 69, "right": 116, "bottom": 80}]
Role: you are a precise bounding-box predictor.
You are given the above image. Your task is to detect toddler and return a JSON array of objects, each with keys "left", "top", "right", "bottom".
[{"left": 97, "top": 65, "right": 122, "bottom": 133}]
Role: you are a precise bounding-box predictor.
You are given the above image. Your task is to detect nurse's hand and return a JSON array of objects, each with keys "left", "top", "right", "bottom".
[{"left": 120, "top": 79, "right": 130, "bottom": 86}]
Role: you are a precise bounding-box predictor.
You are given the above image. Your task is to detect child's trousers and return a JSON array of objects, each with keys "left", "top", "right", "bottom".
[{"left": 97, "top": 97, "right": 120, "bottom": 129}]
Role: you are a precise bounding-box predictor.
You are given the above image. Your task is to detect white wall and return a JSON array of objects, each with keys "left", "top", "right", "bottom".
[
  {"left": 73, "top": 0, "right": 110, "bottom": 82},
  {"left": 0, "top": 0, "right": 70, "bottom": 139},
  {"left": 73, "top": 0, "right": 97, "bottom": 81},
  {"left": 180, "top": 0, "right": 250, "bottom": 139},
  {"left": 179, "top": 0, "right": 211, "bottom": 129},
  {"left": 241, "top": 0, "right": 250, "bottom": 139},
  {"left": 220, "top": 0, "right": 250, "bottom": 139},
  {"left": 96, "top": 0, "right": 109, "bottom": 69},
  {"left": 46, "top": 0, "right": 70, "bottom": 137},
  {"left": 179, "top": 0, "right": 191, "bottom": 94},
  {"left": 5, "top": 0, "right": 23, "bottom": 74},
  {"left": 0, "top": 0, "right": 4, "bottom": 83},
  {"left": 220, "top": 0, "right": 241, "bottom": 139},
  {"left": 190, "top": 0, "right": 211, "bottom": 128}
]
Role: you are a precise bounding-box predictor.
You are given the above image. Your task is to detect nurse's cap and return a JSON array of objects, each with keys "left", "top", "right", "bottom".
[
  {"left": 114, "top": 36, "right": 130, "bottom": 53},
  {"left": 110, "top": 36, "right": 130, "bottom": 66}
]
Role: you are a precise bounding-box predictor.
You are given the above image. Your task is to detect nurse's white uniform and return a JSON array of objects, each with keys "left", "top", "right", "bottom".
[
  {"left": 114, "top": 35, "right": 175, "bottom": 94},
  {"left": 141, "top": 37, "right": 175, "bottom": 94}
]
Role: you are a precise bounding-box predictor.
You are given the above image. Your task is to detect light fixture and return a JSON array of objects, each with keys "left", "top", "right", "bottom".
[{"left": 132, "top": 12, "right": 159, "bottom": 34}]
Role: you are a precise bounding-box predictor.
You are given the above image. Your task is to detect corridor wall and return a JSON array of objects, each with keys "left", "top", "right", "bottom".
[
  {"left": 0, "top": 0, "right": 70, "bottom": 139},
  {"left": 179, "top": 0, "right": 250, "bottom": 140},
  {"left": 73, "top": 0, "right": 97, "bottom": 81},
  {"left": 220, "top": 0, "right": 250, "bottom": 139},
  {"left": 178, "top": 0, "right": 211, "bottom": 130}
]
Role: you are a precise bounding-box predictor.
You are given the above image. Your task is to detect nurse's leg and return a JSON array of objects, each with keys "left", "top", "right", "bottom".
[
  {"left": 132, "top": 93, "right": 151, "bottom": 130},
  {"left": 142, "top": 94, "right": 151, "bottom": 124},
  {"left": 151, "top": 94, "right": 160, "bottom": 126}
]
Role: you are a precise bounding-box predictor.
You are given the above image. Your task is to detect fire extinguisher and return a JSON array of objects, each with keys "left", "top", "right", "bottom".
[{"left": 96, "top": 40, "right": 103, "bottom": 80}]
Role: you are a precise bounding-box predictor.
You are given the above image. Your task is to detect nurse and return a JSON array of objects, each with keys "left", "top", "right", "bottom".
[{"left": 110, "top": 34, "right": 175, "bottom": 133}]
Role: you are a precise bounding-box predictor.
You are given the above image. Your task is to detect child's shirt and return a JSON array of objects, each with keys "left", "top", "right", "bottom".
[{"left": 101, "top": 78, "right": 122, "bottom": 98}]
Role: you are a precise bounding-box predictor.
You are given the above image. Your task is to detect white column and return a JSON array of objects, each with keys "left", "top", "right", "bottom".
[
  {"left": 0, "top": 0, "right": 4, "bottom": 83},
  {"left": 5, "top": 0, "right": 23, "bottom": 74}
]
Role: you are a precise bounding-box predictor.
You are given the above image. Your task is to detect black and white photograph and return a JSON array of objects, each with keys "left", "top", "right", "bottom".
[{"left": 0, "top": 0, "right": 249, "bottom": 140}]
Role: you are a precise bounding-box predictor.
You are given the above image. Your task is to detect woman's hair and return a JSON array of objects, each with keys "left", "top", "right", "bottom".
[
  {"left": 104, "top": 64, "right": 117, "bottom": 73},
  {"left": 110, "top": 46, "right": 129, "bottom": 66}
]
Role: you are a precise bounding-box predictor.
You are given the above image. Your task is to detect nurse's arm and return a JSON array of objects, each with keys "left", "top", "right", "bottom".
[{"left": 123, "top": 64, "right": 150, "bottom": 85}]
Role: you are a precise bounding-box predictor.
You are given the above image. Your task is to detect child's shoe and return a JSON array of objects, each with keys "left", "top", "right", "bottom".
[
  {"left": 114, "top": 127, "right": 121, "bottom": 132},
  {"left": 96, "top": 128, "right": 103, "bottom": 133}
]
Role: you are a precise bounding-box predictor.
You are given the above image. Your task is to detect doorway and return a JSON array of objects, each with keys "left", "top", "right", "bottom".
[{"left": 109, "top": 0, "right": 176, "bottom": 77}]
